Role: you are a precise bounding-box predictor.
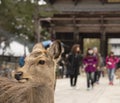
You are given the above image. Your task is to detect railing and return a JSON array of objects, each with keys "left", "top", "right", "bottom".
[
  {"left": 0, "top": 55, "right": 20, "bottom": 78},
  {"left": 0, "top": 55, "right": 19, "bottom": 63}
]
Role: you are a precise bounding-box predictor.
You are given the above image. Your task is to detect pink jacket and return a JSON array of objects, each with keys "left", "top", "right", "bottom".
[
  {"left": 106, "top": 56, "right": 119, "bottom": 69},
  {"left": 83, "top": 56, "right": 98, "bottom": 72}
]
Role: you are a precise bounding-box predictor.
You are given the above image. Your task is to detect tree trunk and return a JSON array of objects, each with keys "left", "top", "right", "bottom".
[
  {"left": 33, "top": 1, "right": 42, "bottom": 43},
  {"left": 34, "top": 18, "right": 42, "bottom": 43}
]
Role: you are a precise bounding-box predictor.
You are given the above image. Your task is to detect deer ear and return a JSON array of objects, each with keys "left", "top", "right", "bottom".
[{"left": 48, "top": 40, "right": 62, "bottom": 59}]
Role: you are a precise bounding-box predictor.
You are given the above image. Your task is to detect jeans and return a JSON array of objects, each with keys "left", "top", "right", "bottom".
[
  {"left": 86, "top": 72, "right": 95, "bottom": 88},
  {"left": 108, "top": 69, "right": 115, "bottom": 82}
]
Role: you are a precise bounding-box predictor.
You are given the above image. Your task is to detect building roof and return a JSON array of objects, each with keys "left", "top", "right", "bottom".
[
  {"left": 44, "top": 0, "right": 120, "bottom": 13},
  {"left": 51, "top": 3, "right": 120, "bottom": 13}
]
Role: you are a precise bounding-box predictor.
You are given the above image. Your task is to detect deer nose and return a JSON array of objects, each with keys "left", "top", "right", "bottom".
[{"left": 15, "top": 71, "right": 23, "bottom": 80}]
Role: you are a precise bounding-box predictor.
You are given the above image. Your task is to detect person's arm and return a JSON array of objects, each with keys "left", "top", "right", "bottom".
[
  {"left": 78, "top": 54, "right": 83, "bottom": 66},
  {"left": 115, "top": 57, "right": 120, "bottom": 64},
  {"left": 106, "top": 56, "right": 112, "bottom": 65},
  {"left": 93, "top": 57, "right": 98, "bottom": 68},
  {"left": 67, "top": 54, "right": 71, "bottom": 63},
  {"left": 106, "top": 56, "right": 109, "bottom": 65},
  {"left": 83, "top": 57, "right": 88, "bottom": 68}
]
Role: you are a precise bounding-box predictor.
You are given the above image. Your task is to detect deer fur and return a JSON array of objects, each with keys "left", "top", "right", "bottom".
[{"left": 0, "top": 40, "right": 62, "bottom": 103}]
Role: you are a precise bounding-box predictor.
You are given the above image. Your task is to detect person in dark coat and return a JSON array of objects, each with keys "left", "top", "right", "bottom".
[{"left": 67, "top": 44, "right": 83, "bottom": 87}]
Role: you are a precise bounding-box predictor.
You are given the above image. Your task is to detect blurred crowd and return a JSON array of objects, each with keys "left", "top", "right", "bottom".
[
  {"left": 0, "top": 64, "right": 13, "bottom": 78},
  {"left": 56, "top": 44, "right": 120, "bottom": 89},
  {"left": 0, "top": 55, "right": 25, "bottom": 79},
  {"left": 0, "top": 43, "right": 120, "bottom": 90}
]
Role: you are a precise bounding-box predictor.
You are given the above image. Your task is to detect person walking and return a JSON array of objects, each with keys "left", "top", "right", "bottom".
[
  {"left": 106, "top": 51, "right": 119, "bottom": 85},
  {"left": 67, "top": 44, "right": 83, "bottom": 87},
  {"left": 19, "top": 55, "right": 26, "bottom": 67},
  {"left": 83, "top": 48, "right": 98, "bottom": 90},
  {"left": 93, "top": 47, "right": 102, "bottom": 84}
]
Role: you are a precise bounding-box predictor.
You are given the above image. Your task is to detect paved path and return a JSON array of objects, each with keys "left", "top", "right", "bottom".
[{"left": 55, "top": 76, "right": 120, "bottom": 103}]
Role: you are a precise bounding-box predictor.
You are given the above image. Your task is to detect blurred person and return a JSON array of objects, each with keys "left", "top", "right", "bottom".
[
  {"left": 19, "top": 55, "right": 26, "bottom": 67},
  {"left": 65, "top": 54, "right": 69, "bottom": 78},
  {"left": 83, "top": 48, "right": 98, "bottom": 90},
  {"left": 93, "top": 47, "right": 103, "bottom": 84},
  {"left": 106, "top": 51, "right": 119, "bottom": 85},
  {"left": 58, "top": 57, "right": 65, "bottom": 78},
  {"left": 4, "top": 65, "right": 12, "bottom": 79},
  {"left": 0, "top": 65, "right": 4, "bottom": 77},
  {"left": 100, "top": 56, "right": 106, "bottom": 77},
  {"left": 67, "top": 44, "right": 83, "bottom": 87}
]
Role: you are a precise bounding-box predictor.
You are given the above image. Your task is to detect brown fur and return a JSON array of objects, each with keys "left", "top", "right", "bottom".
[{"left": 0, "top": 40, "right": 62, "bottom": 103}]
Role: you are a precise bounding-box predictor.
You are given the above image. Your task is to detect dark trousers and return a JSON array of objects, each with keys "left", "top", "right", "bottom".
[
  {"left": 94, "top": 70, "right": 101, "bottom": 83},
  {"left": 70, "top": 75, "right": 78, "bottom": 86},
  {"left": 86, "top": 72, "right": 95, "bottom": 88}
]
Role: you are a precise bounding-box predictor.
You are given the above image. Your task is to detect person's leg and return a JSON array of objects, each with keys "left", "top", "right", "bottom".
[
  {"left": 91, "top": 72, "right": 95, "bottom": 88},
  {"left": 108, "top": 69, "right": 112, "bottom": 84},
  {"left": 111, "top": 69, "right": 115, "bottom": 85},
  {"left": 70, "top": 75, "right": 74, "bottom": 86},
  {"left": 97, "top": 71, "right": 101, "bottom": 83},
  {"left": 101, "top": 70, "right": 104, "bottom": 77},
  {"left": 86, "top": 72, "right": 90, "bottom": 89},
  {"left": 94, "top": 71, "right": 97, "bottom": 83},
  {"left": 74, "top": 75, "right": 78, "bottom": 86},
  {"left": 95, "top": 71, "right": 99, "bottom": 82}
]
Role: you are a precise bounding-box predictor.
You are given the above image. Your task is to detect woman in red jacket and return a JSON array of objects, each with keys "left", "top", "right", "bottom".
[
  {"left": 83, "top": 48, "right": 98, "bottom": 90},
  {"left": 106, "top": 51, "right": 119, "bottom": 85}
]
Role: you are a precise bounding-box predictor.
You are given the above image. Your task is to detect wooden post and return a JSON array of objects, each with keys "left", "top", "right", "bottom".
[
  {"left": 72, "top": 0, "right": 79, "bottom": 5},
  {"left": 100, "top": 15, "right": 107, "bottom": 58},
  {"left": 73, "top": 16, "right": 79, "bottom": 43},
  {"left": 100, "top": 31, "right": 107, "bottom": 58},
  {"left": 100, "top": 0, "right": 106, "bottom": 4},
  {"left": 79, "top": 36, "right": 83, "bottom": 54},
  {"left": 50, "top": 24, "right": 56, "bottom": 40},
  {"left": 73, "top": 27, "right": 79, "bottom": 43}
]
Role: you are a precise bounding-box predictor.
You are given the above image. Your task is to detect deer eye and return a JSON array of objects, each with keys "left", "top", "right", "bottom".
[{"left": 38, "top": 60, "right": 45, "bottom": 65}]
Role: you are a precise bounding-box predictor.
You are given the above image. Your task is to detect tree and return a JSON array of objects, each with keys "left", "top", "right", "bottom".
[{"left": 0, "top": 0, "right": 55, "bottom": 42}]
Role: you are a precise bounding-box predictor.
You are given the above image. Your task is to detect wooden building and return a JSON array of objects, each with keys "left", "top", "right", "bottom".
[
  {"left": 109, "top": 39, "right": 120, "bottom": 56},
  {"left": 42, "top": 0, "right": 120, "bottom": 57}
]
